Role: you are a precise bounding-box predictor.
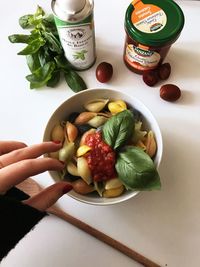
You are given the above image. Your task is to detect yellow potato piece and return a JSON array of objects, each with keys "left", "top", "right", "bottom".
[
  {"left": 145, "top": 131, "right": 157, "bottom": 157},
  {"left": 103, "top": 185, "right": 124, "bottom": 198},
  {"left": 115, "top": 100, "right": 127, "bottom": 109},
  {"left": 108, "top": 100, "right": 127, "bottom": 114},
  {"left": 105, "top": 178, "right": 123, "bottom": 190},
  {"left": 76, "top": 145, "right": 91, "bottom": 157}
]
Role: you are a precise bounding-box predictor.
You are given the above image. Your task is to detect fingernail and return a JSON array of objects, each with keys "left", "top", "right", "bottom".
[
  {"left": 53, "top": 141, "right": 61, "bottom": 144},
  {"left": 62, "top": 184, "right": 73, "bottom": 194}
]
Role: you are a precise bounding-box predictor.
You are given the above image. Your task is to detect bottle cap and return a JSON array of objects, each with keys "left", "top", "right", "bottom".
[
  {"left": 55, "top": 0, "right": 86, "bottom": 14},
  {"left": 52, "top": 0, "right": 93, "bottom": 22}
]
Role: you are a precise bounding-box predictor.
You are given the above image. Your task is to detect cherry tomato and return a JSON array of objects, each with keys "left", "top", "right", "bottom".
[{"left": 96, "top": 62, "right": 113, "bottom": 83}]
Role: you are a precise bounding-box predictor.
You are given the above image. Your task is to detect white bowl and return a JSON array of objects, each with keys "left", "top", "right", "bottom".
[{"left": 43, "top": 88, "right": 163, "bottom": 205}]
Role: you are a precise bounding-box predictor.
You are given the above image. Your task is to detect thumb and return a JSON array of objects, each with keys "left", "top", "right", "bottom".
[{"left": 23, "top": 182, "right": 73, "bottom": 211}]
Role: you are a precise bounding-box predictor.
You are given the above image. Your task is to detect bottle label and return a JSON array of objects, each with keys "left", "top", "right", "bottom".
[
  {"left": 54, "top": 15, "right": 96, "bottom": 70},
  {"left": 125, "top": 44, "right": 160, "bottom": 71},
  {"left": 131, "top": 1, "right": 167, "bottom": 33}
]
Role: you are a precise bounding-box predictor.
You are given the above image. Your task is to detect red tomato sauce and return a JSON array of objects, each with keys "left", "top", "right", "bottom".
[{"left": 85, "top": 131, "right": 116, "bottom": 182}]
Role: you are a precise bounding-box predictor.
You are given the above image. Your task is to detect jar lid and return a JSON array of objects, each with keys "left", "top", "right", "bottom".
[{"left": 125, "top": 0, "right": 185, "bottom": 47}]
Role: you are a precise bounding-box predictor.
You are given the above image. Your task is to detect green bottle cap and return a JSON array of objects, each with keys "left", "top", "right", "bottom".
[{"left": 125, "top": 0, "right": 185, "bottom": 47}]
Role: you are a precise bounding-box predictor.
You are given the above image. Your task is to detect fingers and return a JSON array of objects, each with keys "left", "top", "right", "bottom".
[
  {"left": 0, "top": 141, "right": 27, "bottom": 155},
  {"left": 0, "top": 141, "right": 62, "bottom": 168},
  {"left": 24, "top": 182, "right": 73, "bottom": 211},
  {"left": 0, "top": 157, "right": 64, "bottom": 193}
]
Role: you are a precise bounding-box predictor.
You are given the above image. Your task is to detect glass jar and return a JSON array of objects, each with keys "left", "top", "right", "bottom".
[{"left": 123, "top": 0, "right": 185, "bottom": 74}]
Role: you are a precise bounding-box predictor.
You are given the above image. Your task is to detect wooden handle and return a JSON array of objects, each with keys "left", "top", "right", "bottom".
[{"left": 49, "top": 207, "right": 161, "bottom": 267}]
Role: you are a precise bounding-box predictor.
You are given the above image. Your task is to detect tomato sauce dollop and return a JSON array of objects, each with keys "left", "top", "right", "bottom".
[{"left": 85, "top": 131, "right": 116, "bottom": 182}]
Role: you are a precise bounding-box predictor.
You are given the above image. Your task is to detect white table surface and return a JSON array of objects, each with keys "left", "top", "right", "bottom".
[{"left": 1, "top": 1, "right": 200, "bottom": 266}]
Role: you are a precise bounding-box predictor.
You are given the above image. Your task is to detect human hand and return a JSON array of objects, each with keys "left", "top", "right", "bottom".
[{"left": 0, "top": 141, "right": 73, "bottom": 211}]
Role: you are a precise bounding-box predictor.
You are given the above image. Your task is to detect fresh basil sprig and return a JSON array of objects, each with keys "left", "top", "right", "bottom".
[
  {"left": 26, "top": 61, "right": 55, "bottom": 89},
  {"left": 55, "top": 55, "right": 87, "bottom": 92},
  {"left": 8, "top": 6, "right": 87, "bottom": 92},
  {"left": 102, "top": 110, "right": 134, "bottom": 150},
  {"left": 115, "top": 146, "right": 161, "bottom": 190}
]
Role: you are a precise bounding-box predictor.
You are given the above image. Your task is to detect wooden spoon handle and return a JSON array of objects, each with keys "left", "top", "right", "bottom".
[{"left": 49, "top": 207, "right": 161, "bottom": 267}]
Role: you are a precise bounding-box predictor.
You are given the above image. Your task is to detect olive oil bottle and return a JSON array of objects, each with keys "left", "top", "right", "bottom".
[{"left": 52, "top": 0, "right": 96, "bottom": 70}]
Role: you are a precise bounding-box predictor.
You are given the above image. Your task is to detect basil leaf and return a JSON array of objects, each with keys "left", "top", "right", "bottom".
[
  {"left": 43, "top": 31, "right": 63, "bottom": 54},
  {"left": 26, "top": 61, "right": 55, "bottom": 89},
  {"left": 8, "top": 34, "right": 30, "bottom": 44},
  {"left": 42, "top": 15, "right": 58, "bottom": 36},
  {"left": 116, "top": 146, "right": 161, "bottom": 190},
  {"left": 17, "top": 38, "right": 46, "bottom": 55},
  {"left": 64, "top": 70, "right": 87, "bottom": 92},
  {"left": 35, "top": 6, "right": 45, "bottom": 18},
  {"left": 26, "top": 53, "right": 41, "bottom": 72},
  {"left": 8, "top": 32, "right": 41, "bottom": 44},
  {"left": 47, "top": 70, "right": 60, "bottom": 87},
  {"left": 27, "top": 31, "right": 41, "bottom": 42},
  {"left": 43, "top": 14, "right": 54, "bottom": 24},
  {"left": 54, "top": 55, "right": 71, "bottom": 70},
  {"left": 37, "top": 47, "right": 51, "bottom": 66},
  {"left": 19, "top": 15, "right": 34, "bottom": 29},
  {"left": 19, "top": 6, "right": 44, "bottom": 30},
  {"left": 102, "top": 110, "right": 134, "bottom": 150}
]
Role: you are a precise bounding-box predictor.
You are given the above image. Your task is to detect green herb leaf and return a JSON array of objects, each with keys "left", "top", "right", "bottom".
[
  {"left": 64, "top": 70, "right": 87, "bottom": 92},
  {"left": 19, "top": 15, "right": 34, "bottom": 29},
  {"left": 42, "top": 15, "right": 58, "bottom": 36},
  {"left": 115, "top": 146, "right": 161, "bottom": 190},
  {"left": 54, "top": 55, "right": 71, "bottom": 70},
  {"left": 35, "top": 5, "right": 45, "bottom": 17},
  {"left": 43, "top": 14, "right": 54, "bottom": 24},
  {"left": 43, "top": 31, "right": 63, "bottom": 54},
  {"left": 8, "top": 34, "right": 30, "bottom": 44},
  {"left": 17, "top": 38, "right": 46, "bottom": 55},
  {"left": 37, "top": 47, "right": 51, "bottom": 67},
  {"left": 19, "top": 6, "right": 45, "bottom": 29},
  {"left": 102, "top": 110, "right": 134, "bottom": 150},
  {"left": 27, "top": 31, "right": 41, "bottom": 42},
  {"left": 47, "top": 70, "right": 60, "bottom": 87},
  {"left": 26, "top": 61, "right": 55, "bottom": 89},
  {"left": 26, "top": 53, "right": 41, "bottom": 72}
]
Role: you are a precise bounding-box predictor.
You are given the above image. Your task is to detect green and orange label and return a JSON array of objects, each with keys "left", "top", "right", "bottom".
[{"left": 131, "top": 0, "right": 167, "bottom": 33}]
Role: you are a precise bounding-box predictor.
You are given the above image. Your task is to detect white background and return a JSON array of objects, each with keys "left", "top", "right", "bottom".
[{"left": 1, "top": 1, "right": 200, "bottom": 266}]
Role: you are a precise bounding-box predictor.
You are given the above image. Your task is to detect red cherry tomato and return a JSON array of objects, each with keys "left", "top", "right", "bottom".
[{"left": 96, "top": 62, "right": 113, "bottom": 83}]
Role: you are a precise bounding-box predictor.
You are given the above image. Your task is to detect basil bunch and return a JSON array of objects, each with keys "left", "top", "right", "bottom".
[
  {"left": 8, "top": 6, "right": 87, "bottom": 92},
  {"left": 102, "top": 110, "right": 161, "bottom": 191}
]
